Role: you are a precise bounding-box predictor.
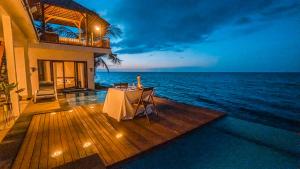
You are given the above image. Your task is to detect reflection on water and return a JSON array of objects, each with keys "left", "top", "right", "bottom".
[
  {"left": 65, "top": 91, "right": 107, "bottom": 106},
  {"left": 111, "top": 117, "right": 300, "bottom": 169}
]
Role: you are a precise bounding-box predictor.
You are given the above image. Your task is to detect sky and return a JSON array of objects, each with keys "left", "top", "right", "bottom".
[{"left": 76, "top": 0, "right": 300, "bottom": 72}]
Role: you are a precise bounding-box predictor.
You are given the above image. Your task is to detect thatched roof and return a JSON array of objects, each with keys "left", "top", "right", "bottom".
[
  {"left": 41, "top": 0, "right": 98, "bottom": 16},
  {"left": 28, "top": 0, "right": 109, "bottom": 35}
]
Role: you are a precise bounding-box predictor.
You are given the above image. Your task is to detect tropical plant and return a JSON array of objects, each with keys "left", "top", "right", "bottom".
[
  {"left": 35, "top": 22, "right": 78, "bottom": 38},
  {"left": 0, "top": 82, "right": 17, "bottom": 103},
  {"left": 104, "top": 25, "right": 122, "bottom": 39},
  {"left": 95, "top": 25, "right": 123, "bottom": 72},
  {"left": 94, "top": 53, "right": 122, "bottom": 72}
]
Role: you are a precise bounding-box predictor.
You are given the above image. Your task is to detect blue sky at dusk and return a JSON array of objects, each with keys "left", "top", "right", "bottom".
[{"left": 76, "top": 0, "right": 300, "bottom": 72}]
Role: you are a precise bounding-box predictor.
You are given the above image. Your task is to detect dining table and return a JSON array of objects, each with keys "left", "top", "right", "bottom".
[{"left": 102, "top": 87, "right": 142, "bottom": 121}]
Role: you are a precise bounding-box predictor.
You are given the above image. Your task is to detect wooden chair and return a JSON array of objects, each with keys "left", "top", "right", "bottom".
[
  {"left": 133, "top": 87, "right": 159, "bottom": 123},
  {"left": 113, "top": 83, "right": 128, "bottom": 89}
]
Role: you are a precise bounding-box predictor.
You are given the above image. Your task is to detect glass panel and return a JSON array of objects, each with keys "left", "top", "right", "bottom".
[
  {"left": 77, "top": 63, "right": 86, "bottom": 88},
  {"left": 53, "top": 62, "right": 64, "bottom": 89},
  {"left": 38, "top": 60, "right": 54, "bottom": 89},
  {"left": 64, "top": 62, "right": 76, "bottom": 88}
]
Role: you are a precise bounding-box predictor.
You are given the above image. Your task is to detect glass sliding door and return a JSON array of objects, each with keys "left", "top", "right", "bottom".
[
  {"left": 64, "top": 62, "right": 76, "bottom": 88},
  {"left": 53, "top": 62, "right": 64, "bottom": 89},
  {"left": 38, "top": 60, "right": 88, "bottom": 90},
  {"left": 76, "top": 62, "right": 87, "bottom": 88},
  {"left": 38, "top": 60, "right": 54, "bottom": 89}
]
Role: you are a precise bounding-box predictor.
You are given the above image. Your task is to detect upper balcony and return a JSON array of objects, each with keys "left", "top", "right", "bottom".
[{"left": 27, "top": 0, "right": 110, "bottom": 48}]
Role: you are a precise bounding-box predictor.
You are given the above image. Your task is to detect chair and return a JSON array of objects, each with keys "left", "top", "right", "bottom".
[
  {"left": 133, "top": 87, "right": 159, "bottom": 123},
  {"left": 114, "top": 83, "right": 128, "bottom": 89},
  {"left": 34, "top": 84, "right": 58, "bottom": 103}
]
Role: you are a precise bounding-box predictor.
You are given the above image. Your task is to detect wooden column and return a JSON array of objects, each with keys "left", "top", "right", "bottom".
[
  {"left": 84, "top": 13, "right": 88, "bottom": 46},
  {"left": 41, "top": 2, "right": 46, "bottom": 35},
  {"left": 1, "top": 15, "right": 20, "bottom": 115}
]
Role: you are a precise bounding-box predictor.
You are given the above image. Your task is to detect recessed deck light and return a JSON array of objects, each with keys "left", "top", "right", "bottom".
[
  {"left": 50, "top": 112, "right": 56, "bottom": 115},
  {"left": 116, "top": 133, "right": 123, "bottom": 139},
  {"left": 83, "top": 142, "right": 92, "bottom": 148},
  {"left": 51, "top": 150, "right": 62, "bottom": 158},
  {"left": 68, "top": 110, "right": 74, "bottom": 112}
]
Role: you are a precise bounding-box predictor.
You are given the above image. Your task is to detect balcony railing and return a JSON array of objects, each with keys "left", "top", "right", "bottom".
[{"left": 40, "top": 32, "right": 110, "bottom": 48}]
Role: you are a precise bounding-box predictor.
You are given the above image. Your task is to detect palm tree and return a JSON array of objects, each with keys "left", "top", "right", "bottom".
[
  {"left": 94, "top": 25, "right": 122, "bottom": 72},
  {"left": 35, "top": 22, "right": 78, "bottom": 38},
  {"left": 94, "top": 53, "right": 122, "bottom": 72}
]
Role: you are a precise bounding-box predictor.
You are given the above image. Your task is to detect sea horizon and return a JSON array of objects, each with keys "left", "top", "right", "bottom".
[{"left": 96, "top": 72, "right": 300, "bottom": 133}]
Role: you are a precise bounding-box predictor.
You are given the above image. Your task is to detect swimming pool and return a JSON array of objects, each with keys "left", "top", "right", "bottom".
[
  {"left": 110, "top": 117, "right": 299, "bottom": 169},
  {"left": 64, "top": 91, "right": 299, "bottom": 169}
]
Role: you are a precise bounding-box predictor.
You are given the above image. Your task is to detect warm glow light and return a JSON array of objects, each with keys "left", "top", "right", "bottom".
[
  {"left": 51, "top": 150, "right": 62, "bottom": 158},
  {"left": 50, "top": 112, "right": 56, "bottom": 115},
  {"left": 68, "top": 109, "right": 73, "bottom": 112},
  {"left": 83, "top": 142, "right": 92, "bottom": 148},
  {"left": 89, "top": 106, "right": 94, "bottom": 109},
  {"left": 95, "top": 26, "right": 100, "bottom": 31},
  {"left": 116, "top": 133, "right": 123, "bottom": 139}
]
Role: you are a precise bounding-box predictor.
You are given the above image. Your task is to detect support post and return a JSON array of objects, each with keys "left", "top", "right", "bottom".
[
  {"left": 84, "top": 13, "right": 88, "bottom": 46},
  {"left": 1, "top": 15, "right": 20, "bottom": 116},
  {"left": 41, "top": 1, "right": 46, "bottom": 35}
]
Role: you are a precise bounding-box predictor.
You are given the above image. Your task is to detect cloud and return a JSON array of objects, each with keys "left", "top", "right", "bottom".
[
  {"left": 106, "top": 0, "right": 299, "bottom": 54},
  {"left": 235, "top": 17, "right": 253, "bottom": 25}
]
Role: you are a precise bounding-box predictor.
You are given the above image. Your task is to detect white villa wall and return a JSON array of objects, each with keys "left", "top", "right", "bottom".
[{"left": 28, "top": 46, "right": 95, "bottom": 93}]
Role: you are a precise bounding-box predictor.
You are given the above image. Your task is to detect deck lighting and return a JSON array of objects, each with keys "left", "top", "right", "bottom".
[
  {"left": 116, "top": 133, "right": 123, "bottom": 139},
  {"left": 68, "top": 109, "right": 74, "bottom": 112},
  {"left": 83, "top": 142, "right": 92, "bottom": 148},
  {"left": 89, "top": 106, "right": 94, "bottom": 109},
  {"left": 51, "top": 150, "right": 62, "bottom": 158},
  {"left": 50, "top": 112, "right": 56, "bottom": 115}
]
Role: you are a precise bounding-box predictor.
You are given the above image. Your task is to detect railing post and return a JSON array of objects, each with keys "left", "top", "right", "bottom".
[{"left": 84, "top": 13, "right": 88, "bottom": 46}]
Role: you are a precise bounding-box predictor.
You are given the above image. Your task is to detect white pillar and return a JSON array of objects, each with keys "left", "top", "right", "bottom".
[
  {"left": 14, "top": 42, "right": 32, "bottom": 97},
  {"left": 2, "top": 15, "right": 20, "bottom": 116}
]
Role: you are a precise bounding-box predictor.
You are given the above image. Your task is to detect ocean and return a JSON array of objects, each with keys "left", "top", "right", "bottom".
[
  {"left": 95, "top": 72, "right": 300, "bottom": 132},
  {"left": 92, "top": 72, "right": 300, "bottom": 168}
]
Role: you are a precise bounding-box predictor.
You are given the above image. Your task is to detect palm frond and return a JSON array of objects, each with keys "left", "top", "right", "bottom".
[
  {"left": 95, "top": 56, "right": 110, "bottom": 72},
  {"left": 104, "top": 25, "right": 122, "bottom": 39},
  {"left": 94, "top": 53, "right": 121, "bottom": 72},
  {"left": 108, "top": 53, "right": 122, "bottom": 64},
  {"left": 53, "top": 26, "right": 78, "bottom": 38}
]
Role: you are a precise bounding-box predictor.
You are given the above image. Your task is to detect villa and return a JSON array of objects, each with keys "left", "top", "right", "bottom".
[
  {"left": 0, "top": 0, "right": 225, "bottom": 168},
  {"left": 1, "top": 0, "right": 113, "bottom": 116}
]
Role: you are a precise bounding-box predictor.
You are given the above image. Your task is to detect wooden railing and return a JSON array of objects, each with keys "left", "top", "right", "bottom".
[{"left": 40, "top": 32, "right": 110, "bottom": 48}]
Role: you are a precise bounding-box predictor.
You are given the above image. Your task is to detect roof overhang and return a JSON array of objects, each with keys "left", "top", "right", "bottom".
[{"left": 0, "top": 0, "right": 38, "bottom": 43}]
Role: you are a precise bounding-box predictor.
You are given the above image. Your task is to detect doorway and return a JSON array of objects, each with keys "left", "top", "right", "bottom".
[{"left": 38, "top": 60, "right": 88, "bottom": 90}]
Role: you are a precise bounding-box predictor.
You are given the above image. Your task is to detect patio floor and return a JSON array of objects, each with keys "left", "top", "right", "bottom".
[{"left": 0, "top": 97, "right": 224, "bottom": 169}]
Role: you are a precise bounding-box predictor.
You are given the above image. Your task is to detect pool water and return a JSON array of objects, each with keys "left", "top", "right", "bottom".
[{"left": 110, "top": 117, "right": 299, "bottom": 169}]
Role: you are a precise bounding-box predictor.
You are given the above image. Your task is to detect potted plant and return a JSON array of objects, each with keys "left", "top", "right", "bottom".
[{"left": 0, "top": 82, "right": 17, "bottom": 112}]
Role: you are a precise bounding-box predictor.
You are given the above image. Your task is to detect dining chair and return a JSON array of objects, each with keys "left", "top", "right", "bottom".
[
  {"left": 114, "top": 83, "right": 128, "bottom": 89},
  {"left": 133, "top": 87, "right": 159, "bottom": 123}
]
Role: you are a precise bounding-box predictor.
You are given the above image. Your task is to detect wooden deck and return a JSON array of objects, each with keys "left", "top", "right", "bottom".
[{"left": 1, "top": 97, "right": 224, "bottom": 169}]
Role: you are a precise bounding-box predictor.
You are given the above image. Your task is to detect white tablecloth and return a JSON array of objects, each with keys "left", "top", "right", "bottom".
[{"left": 102, "top": 88, "right": 142, "bottom": 121}]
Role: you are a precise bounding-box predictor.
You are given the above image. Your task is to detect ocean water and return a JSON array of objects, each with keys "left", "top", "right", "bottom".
[
  {"left": 96, "top": 72, "right": 300, "bottom": 132},
  {"left": 92, "top": 72, "right": 300, "bottom": 169}
]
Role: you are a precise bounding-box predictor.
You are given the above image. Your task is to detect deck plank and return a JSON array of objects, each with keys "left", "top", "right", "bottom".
[
  {"left": 29, "top": 114, "right": 45, "bottom": 169},
  {"left": 57, "top": 112, "right": 73, "bottom": 164},
  {"left": 9, "top": 97, "right": 224, "bottom": 168},
  {"left": 20, "top": 115, "right": 40, "bottom": 169},
  {"left": 39, "top": 113, "right": 50, "bottom": 169}
]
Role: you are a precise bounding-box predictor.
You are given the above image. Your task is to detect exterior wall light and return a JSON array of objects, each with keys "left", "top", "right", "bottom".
[{"left": 31, "top": 67, "right": 37, "bottom": 72}]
